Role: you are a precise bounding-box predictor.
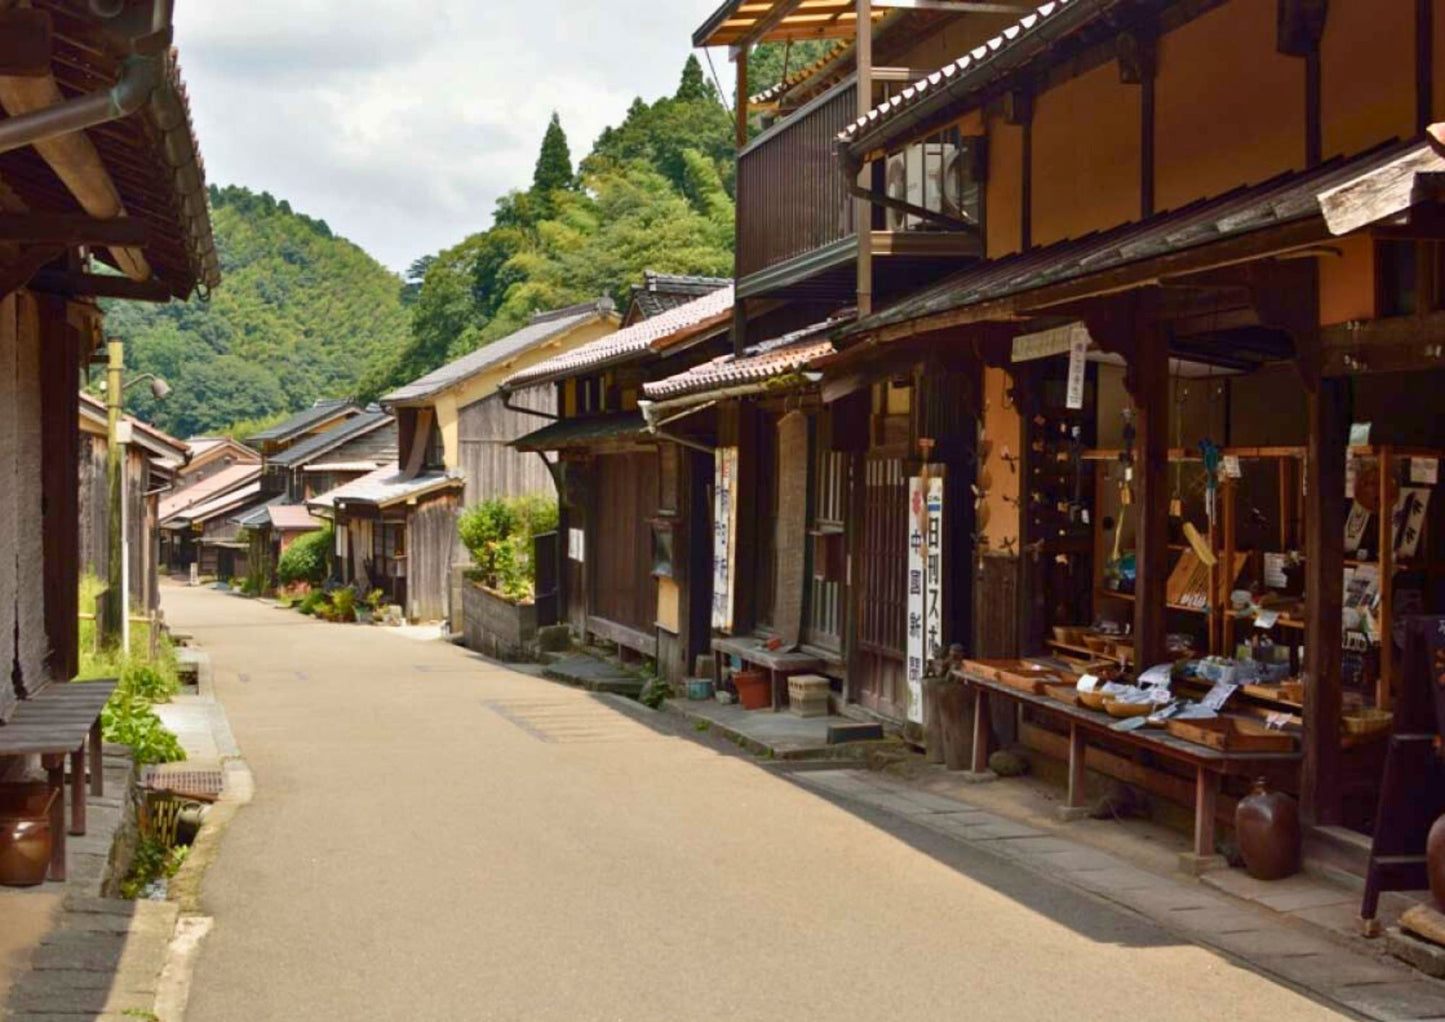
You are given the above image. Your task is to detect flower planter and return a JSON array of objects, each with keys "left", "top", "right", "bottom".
[
  {"left": 733, "top": 669, "right": 770, "bottom": 711},
  {"left": 462, "top": 582, "right": 538, "bottom": 661}
]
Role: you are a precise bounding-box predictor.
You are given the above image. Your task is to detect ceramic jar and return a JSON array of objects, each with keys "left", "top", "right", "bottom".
[
  {"left": 1428, "top": 814, "right": 1445, "bottom": 911},
  {"left": 1235, "top": 778, "right": 1301, "bottom": 881}
]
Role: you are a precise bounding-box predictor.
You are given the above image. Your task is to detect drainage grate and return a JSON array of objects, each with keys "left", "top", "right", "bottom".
[{"left": 139, "top": 766, "right": 225, "bottom": 802}]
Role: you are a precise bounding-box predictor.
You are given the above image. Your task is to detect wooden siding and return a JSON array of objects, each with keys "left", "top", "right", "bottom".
[
  {"left": 456, "top": 387, "right": 556, "bottom": 505},
  {"left": 590, "top": 452, "right": 658, "bottom": 636},
  {"left": 855, "top": 455, "right": 907, "bottom": 719},
  {"left": 406, "top": 494, "right": 460, "bottom": 622},
  {"left": 738, "top": 81, "right": 856, "bottom": 280},
  {"left": 77, "top": 439, "right": 153, "bottom": 610}
]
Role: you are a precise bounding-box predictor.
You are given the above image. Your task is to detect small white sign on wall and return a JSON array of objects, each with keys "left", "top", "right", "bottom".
[{"left": 567, "top": 527, "right": 585, "bottom": 563}]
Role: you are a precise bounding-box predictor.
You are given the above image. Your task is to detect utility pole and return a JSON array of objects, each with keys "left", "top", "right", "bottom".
[{"left": 104, "top": 337, "right": 124, "bottom": 649}]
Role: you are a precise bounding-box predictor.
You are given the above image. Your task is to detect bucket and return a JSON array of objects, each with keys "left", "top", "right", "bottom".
[
  {"left": 733, "top": 669, "right": 770, "bottom": 710},
  {"left": 0, "top": 784, "right": 58, "bottom": 887},
  {"left": 686, "top": 679, "right": 716, "bottom": 701}
]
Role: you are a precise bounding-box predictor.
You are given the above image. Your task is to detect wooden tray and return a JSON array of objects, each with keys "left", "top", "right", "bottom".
[
  {"left": 960, "top": 660, "right": 1065, "bottom": 696},
  {"left": 1043, "top": 684, "right": 1081, "bottom": 707},
  {"left": 1165, "top": 716, "right": 1296, "bottom": 753}
]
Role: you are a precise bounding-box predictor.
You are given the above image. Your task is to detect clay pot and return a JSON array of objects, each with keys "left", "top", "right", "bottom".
[
  {"left": 1428, "top": 814, "right": 1445, "bottom": 911},
  {"left": 732, "top": 669, "right": 770, "bottom": 711},
  {"left": 0, "top": 785, "right": 57, "bottom": 887},
  {"left": 1235, "top": 778, "right": 1301, "bottom": 881}
]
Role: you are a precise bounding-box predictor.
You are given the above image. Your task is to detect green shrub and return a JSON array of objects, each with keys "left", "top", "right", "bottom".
[
  {"left": 328, "top": 586, "right": 356, "bottom": 623},
  {"left": 297, "top": 590, "right": 326, "bottom": 616},
  {"left": 457, "top": 495, "right": 557, "bottom": 603},
  {"left": 277, "top": 525, "right": 333, "bottom": 587}
]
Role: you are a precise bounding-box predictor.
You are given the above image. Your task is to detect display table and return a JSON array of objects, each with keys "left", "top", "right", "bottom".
[
  {"left": 0, "top": 680, "right": 117, "bottom": 881},
  {"left": 712, "top": 636, "right": 827, "bottom": 711},
  {"left": 952, "top": 662, "right": 1300, "bottom": 873}
]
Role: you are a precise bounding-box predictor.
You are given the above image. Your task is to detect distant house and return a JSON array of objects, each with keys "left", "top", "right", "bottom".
[
  {"left": 245, "top": 399, "right": 361, "bottom": 457},
  {"left": 313, "top": 299, "right": 620, "bottom": 623},
  {"left": 77, "top": 394, "right": 190, "bottom": 614},
  {"left": 177, "top": 437, "right": 259, "bottom": 488},
  {"left": 158, "top": 462, "right": 263, "bottom": 576},
  {"left": 238, "top": 406, "right": 397, "bottom": 588}
]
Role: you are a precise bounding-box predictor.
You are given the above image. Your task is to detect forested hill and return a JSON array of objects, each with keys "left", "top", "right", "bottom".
[{"left": 107, "top": 184, "right": 411, "bottom": 438}]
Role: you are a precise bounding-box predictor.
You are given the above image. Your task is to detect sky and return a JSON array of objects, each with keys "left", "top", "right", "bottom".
[{"left": 173, "top": 2, "right": 728, "bottom": 275}]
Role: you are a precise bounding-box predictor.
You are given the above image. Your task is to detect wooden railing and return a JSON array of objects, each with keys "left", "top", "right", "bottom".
[{"left": 737, "top": 78, "right": 857, "bottom": 281}]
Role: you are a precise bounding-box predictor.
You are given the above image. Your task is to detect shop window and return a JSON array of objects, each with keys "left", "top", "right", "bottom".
[
  {"left": 805, "top": 414, "right": 847, "bottom": 652},
  {"left": 1378, "top": 240, "right": 1419, "bottom": 317}
]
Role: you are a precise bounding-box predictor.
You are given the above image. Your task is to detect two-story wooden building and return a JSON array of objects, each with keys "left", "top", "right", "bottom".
[{"left": 693, "top": 0, "right": 1445, "bottom": 879}]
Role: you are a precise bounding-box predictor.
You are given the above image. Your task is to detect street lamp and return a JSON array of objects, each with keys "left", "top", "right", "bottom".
[{"left": 103, "top": 338, "right": 171, "bottom": 655}]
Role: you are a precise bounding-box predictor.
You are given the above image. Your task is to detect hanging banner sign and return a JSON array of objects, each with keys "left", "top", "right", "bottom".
[
  {"left": 1013, "top": 321, "right": 1091, "bottom": 364},
  {"left": 906, "top": 474, "right": 945, "bottom": 724},
  {"left": 711, "top": 447, "right": 739, "bottom": 632},
  {"left": 1065, "top": 330, "right": 1088, "bottom": 410}
]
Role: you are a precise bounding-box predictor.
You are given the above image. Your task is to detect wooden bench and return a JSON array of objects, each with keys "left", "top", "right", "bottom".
[
  {"left": 953, "top": 663, "right": 1300, "bottom": 873},
  {"left": 0, "top": 680, "right": 117, "bottom": 882},
  {"left": 712, "top": 637, "right": 827, "bottom": 712}
]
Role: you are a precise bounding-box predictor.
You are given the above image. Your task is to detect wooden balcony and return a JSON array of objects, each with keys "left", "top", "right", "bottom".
[{"left": 736, "top": 73, "right": 983, "bottom": 303}]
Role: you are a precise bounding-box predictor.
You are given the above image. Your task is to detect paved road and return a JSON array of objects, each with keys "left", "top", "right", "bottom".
[{"left": 172, "top": 586, "right": 1346, "bottom": 1021}]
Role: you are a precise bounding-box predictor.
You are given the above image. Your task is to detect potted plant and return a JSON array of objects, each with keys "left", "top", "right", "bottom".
[
  {"left": 356, "top": 588, "right": 385, "bottom": 625},
  {"left": 457, "top": 496, "right": 556, "bottom": 659}
]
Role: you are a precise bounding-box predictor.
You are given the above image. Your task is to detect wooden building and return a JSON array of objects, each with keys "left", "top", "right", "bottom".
[
  {"left": 502, "top": 283, "right": 742, "bottom": 682},
  {"left": 0, "top": 0, "right": 219, "bottom": 724},
  {"left": 177, "top": 436, "right": 259, "bottom": 488},
  {"left": 240, "top": 406, "right": 396, "bottom": 591},
  {"left": 157, "top": 461, "right": 262, "bottom": 573},
  {"left": 694, "top": 0, "right": 1445, "bottom": 878},
  {"left": 77, "top": 393, "right": 189, "bottom": 614}
]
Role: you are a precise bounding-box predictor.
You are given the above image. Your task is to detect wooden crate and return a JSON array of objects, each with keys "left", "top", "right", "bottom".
[{"left": 1165, "top": 716, "right": 1296, "bottom": 753}]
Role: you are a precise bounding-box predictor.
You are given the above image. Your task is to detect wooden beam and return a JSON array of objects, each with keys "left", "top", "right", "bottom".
[
  {"left": 1302, "top": 374, "right": 1347, "bottom": 826},
  {"left": 729, "top": 0, "right": 806, "bottom": 57},
  {"left": 0, "top": 10, "right": 52, "bottom": 78},
  {"left": 27, "top": 269, "right": 172, "bottom": 302},
  {"left": 0, "top": 213, "right": 148, "bottom": 247},
  {"left": 1320, "top": 310, "right": 1445, "bottom": 375},
  {"left": 871, "top": 0, "right": 1029, "bottom": 10}
]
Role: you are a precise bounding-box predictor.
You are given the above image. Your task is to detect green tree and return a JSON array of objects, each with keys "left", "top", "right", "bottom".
[
  {"left": 160, "top": 355, "right": 289, "bottom": 439},
  {"left": 676, "top": 54, "right": 713, "bottom": 102},
  {"left": 531, "top": 112, "right": 575, "bottom": 218}
]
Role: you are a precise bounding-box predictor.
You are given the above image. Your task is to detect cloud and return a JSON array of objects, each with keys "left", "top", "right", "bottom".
[{"left": 173, "top": 1, "right": 730, "bottom": 273}]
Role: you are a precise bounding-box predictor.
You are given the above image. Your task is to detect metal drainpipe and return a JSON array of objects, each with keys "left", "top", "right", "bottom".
[
  {"left": 501, "top": 388, "right": 558, "bottom": 420},
  {"left": 0, "top": 51, "right": 163, "bottom": 157}
]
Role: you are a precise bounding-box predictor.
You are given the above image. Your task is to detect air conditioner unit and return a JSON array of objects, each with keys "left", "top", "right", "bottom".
[{"left": 885, "top": 143, "right": 971, "bottom": 231}]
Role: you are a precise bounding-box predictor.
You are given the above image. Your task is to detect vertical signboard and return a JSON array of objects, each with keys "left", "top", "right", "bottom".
[
  {"left": 906, "top": 474, "right": 945, "bottom": 724},
  {"left": 712, "top": 446, "right": 738, "bottom": 632}
]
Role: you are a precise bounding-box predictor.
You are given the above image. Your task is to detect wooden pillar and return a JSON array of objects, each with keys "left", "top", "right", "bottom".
[
  {"left": 855, "top": 0, "right": 873, "bottom": 317},
  {"left": 1302, "top": 375, "right": 1347, "bottom": 826},
  {"left": 39, "top": 294, "right": 79, "bottom": 681},
  {"left": 1130, "top": 325, "right": 1170, "bottom": 667},
  {"left": 734, "top": 48, "right": 748, "bottom": 150}
]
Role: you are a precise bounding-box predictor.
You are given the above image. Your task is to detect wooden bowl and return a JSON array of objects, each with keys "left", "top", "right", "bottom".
[
  {"left": 1104, "top": 698, "right": 1153, "bottom": 719},
  {"left": 1078, "top": 690, "right": 1109, "bottom": 711},
  {"left": 1043, "top": 684, "right": 1081, "bottom": 707}
]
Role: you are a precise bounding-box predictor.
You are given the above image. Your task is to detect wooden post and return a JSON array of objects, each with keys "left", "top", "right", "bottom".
[
  {"left": 734, "top": 48, "right": 748, "bottom": 150},
  {"left": 44, "top": 754, "right": 65, "bottom": 881},
  {"left": 855, "top": 0, "right": 873, "bottom": 317},
  {"left": 1057, "top": 722, "right": 1091, "bottom": 821},
  {"left": 68, "top": 746, "right": 84, "bottom": 835},
  {"left": 104, "top": 337, "right": 123, "bottom": 645},
  {"left": 1302, "top": 376, "right": 1347, "bottom": 826},
  {"left": 1377, "top": 447, "right": 1395, "bottom": 711},
  {"left": 1131, "top": 326, "right": 1170, "bottom": 667},
  {"left": 968, "top": 687, "right": 992, "bottom": 777}
]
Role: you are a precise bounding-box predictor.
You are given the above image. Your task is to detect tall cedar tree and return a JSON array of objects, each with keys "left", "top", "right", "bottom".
[{"left": 532, "top": 112, "right": 575, "bottom": 218}]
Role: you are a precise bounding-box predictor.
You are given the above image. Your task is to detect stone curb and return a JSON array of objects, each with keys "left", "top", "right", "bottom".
[{"left": 659, "top": 698, "right": 903, "bottom": 765}]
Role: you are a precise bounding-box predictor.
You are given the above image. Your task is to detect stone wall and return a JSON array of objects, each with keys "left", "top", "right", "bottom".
[{"left": 462, "top": 583, "right": 538, "bottom": 662}]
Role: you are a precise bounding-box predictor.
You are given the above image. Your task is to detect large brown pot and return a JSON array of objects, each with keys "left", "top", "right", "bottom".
[
  {"left": 1428, "top": 814, "right": 1445, "bottom": 911},
  {"left": 1235, "top": 778, "right": 1301, "bottom": 881},
  {"left": 733, "top": 669, "right": 770, "bottom": 711},
  {"left": 0, "top": 785, "right": 57, "bottom": 887}
]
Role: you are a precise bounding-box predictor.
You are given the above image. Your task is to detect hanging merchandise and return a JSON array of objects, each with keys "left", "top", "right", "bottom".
[{"left": 1170, "top": 382, "right": 1186, "bottom": 520}]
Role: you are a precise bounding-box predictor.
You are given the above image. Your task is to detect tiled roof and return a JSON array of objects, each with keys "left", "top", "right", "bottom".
[
  {"left": 78, "top": 392, "right": 189, "bottom": 465},
  {"left": 247, "top": 400, "right": 356, "bottom": 444},
  {"left": 269, "top": 504, "right": 323, "bottom": 531},
  {"left": 504, "top": 286, "right": 735, "bottom": 390},
  {"left": 512, "top": 412, "right": 647, "bottom": 453},
  {"left": 233, "top": 497, "right": 284, "bottom": 529},
  {"left": 643, "top": 318, "right": 845, "bottom": 402},
  {"left": 267, "top": 409, "right": 393, "bottom": 469},
  {"left": 845, "top": 138, "right": 1422, "bottom": 339},
  {"left": 308, "top": 464, "right": 462, "bottom": 511},
  {"left": 838, "top": 0, "right": 1099, "bottom": 154},
  {"left": 750, "top": 39, "right": 852, "bottom": 106},
  {"left": 626, "top": 272, "right": 731, "bottom": 323},
  {"left": 383, "top": 299, "right": 617, "bottom": 406},
  {"left": 0, "top": 7, "right": 219, "bottom": 297},
  {"left": 158, "top": 463, "right": 261, "bottom": 522},
  {"left": 163, "top": 481, "right": 263, "bottom": 527}
]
